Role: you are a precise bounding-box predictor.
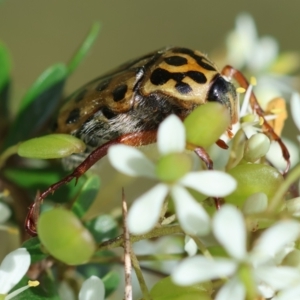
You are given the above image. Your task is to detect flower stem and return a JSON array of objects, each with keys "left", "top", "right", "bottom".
[
  {"left": 130, "top": 249, "right": 152, "bottom": 300},
  {"left": 268, "top": 163, "right": 300, "bottom": 213},
  {"left": 97, "top": 225, "right": 183, "bottom": 251},
  {"left": 190, "top": 235, "right": 213, "bottom": 259}
]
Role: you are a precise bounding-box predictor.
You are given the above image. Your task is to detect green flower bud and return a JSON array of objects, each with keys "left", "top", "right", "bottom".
[
  {"left": 244, "top": 133, "right": 270, "bottom": 162},
  {"left": 184, "top": 102, "right": 230, "bottom": 148},
  {"left": 18, "top": 134, "right": 86, "bottom": 159},
  {"left": 226, "top": 164, "right": 283, "bottom": 207},
  {"left": 37, "top": 208, "right": 96, "bottom": 265}
]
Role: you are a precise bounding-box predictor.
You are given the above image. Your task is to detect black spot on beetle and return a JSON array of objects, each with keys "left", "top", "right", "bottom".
[
  {"left": 164, "top": 56, "right": 188, "bottom": 66},
  {"left": 187, "top": 71, "right": 207, "bottom": 84},
  {"left": 112, "top": 84, "right": 128, "bottom": 102},
  {"left": 173, "top": 48, "right": 216, "bottom": 71},
  {"left": 150, "top": 68, "right": 171, "bottom": 85},
  {"left": 175, "top": 82, "right": 192, "bottom": 94},
  {"left": 74, "top": 89, "right": 87, "bottom": 103},
  {"left": 102, "top": 107, "right": 117, "bottom": 119},
  {"left": 150, "top": 67, "right": 206, "bottom": 94},
  {"left": 66, "top": 108, "right": 81, "bottom": 124}
]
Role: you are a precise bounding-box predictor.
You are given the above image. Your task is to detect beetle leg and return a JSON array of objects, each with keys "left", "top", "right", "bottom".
[
  {"left": 221, "top": 65, "right": 290, "bottom": 174},
  {"left": 26, "top": 128, "right": 220, "bottom": 236}
]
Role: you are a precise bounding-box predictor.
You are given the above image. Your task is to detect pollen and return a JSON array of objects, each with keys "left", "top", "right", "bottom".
[
  {"left": 236, "top": 87, "right": 246, "bottom": 93},
  {"left": 28, "top": 280, "right": 40, "bottom": 287},
  {"left": 259, "top": 116, "right": 264, "bottom": 126},
  {"left": 250, "top": 76, "right": 257, "bottom": 86}
]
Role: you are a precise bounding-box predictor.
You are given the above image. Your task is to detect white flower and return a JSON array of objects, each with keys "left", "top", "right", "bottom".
[
  {"left": 172, "top": 205, "right": 300, "bottom": 300},
  {"left": 226, "top": 13, "right": 278, "bottom": 72},
  {"left": 0, "top": 248, "right": 38, "bottom": 300},
  {"left": 78, "top": 276, "right": 105, "bottom": 300},
  {"left": 108, "top": 115, "right": 237, "bottom": 235}
]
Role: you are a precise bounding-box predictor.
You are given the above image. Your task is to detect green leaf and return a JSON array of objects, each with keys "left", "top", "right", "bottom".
[
  {"left": 67, "top": 22, "right": 101, "bottom": 75},
  {"left": 18, "top": 134, "right": 86, "bottom": 159},
  {"left": 22, "top": 237, "right": 48, "bottom": 263},
  {"left": 72, "top": 175, "right": 101, "bottom": 218},
  {"left": 85, "top": 214, "right": 118, "bottom": 243},
  {"left": 102, "top": 271, "right": 120, "bottom": 297},
  {"left": 0, "top": 42, "right": 11, "bottom": 121},
  {"left": 0, "top": 41, "right": 11, "bottom": 93},
  {"left": 150, "top": 277, "right": 212, "bottom": 300},
  {"left": 3, "top": 167, "right": 86, "bottom": 203},
  {"left": 0, "top": 81, "right": 10, "bottom": 118},
  {"left": 226, "top": 164, "right": 284, "bottom": 207},
  {"left": 37, "top": 208, "right": 96, "bottom": 265},
  {"left": 3, "top": 64, "right": 67, "bottom": 149}
]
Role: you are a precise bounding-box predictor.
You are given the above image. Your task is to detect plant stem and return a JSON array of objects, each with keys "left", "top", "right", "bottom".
[
  {"left": 97, "top": 224, "right": 183, "bottom": 251},
  {"left": 130, "top": 249, "right": 152, "bottom": 300},
  {"left": 190, "top": 235, "right": 213, "bottom": 259},
  {"left": 0, "top": 144, "right": 19, "bottom": 169},
  {"left": 268, "top": 164, "right": 300, "bottom": 213}
]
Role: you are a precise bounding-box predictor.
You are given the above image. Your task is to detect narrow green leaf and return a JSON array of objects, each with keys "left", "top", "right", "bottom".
[
  {"left": 0, "top": 41, "right": 11, "bottom": 93},
  {"left": 3, "top": 64, "right": 67, "bottom": 149},
  {"left": 3, "top": 167, "right": 86, "bottom": 203},
  {"left": 72, "top": 175, "right": 101, "bottom": 218},
  {"left": 67, "top": 22, "right": 101, "bottom": 75},
  {"left": 0, "top": 42, "right": 11, "bottom": 120}
]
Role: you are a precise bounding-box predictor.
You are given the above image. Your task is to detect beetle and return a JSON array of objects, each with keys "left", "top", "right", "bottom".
[{"left": 26, "top": 47, "right": 290, "bottom": 235}]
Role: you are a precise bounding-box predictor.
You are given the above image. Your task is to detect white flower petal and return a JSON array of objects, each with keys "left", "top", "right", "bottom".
[
  {"left": 79, "top": 276, "right": 105, "bottom": 300},
  {"left": 0, "top": 248, "right": 30, "bottom": 294},
  {"left": 157, "top": 115, "right": 185, "bottom": 155},
  {"left": 275, "top": 285, "right": 300, "bottom": 300},
  {"left": 128, "top": 184, "right": 169, "bottom": 234},
  {"left": 172, "top": 256, "right": 237, "bottom": 286},
  {"left": 257, "top": 282, "right": 275, "bottom": 299},
  {"left": 291, "top": 93, "right": 300, "bottom": 132},
  {"left": 213, "top": 205, "right": 246, "bottom": 260},
  {"left": 180, "top": 171, "right": 237, "bottom": 197},
  {"left": 172, "top": 185, "right": 210, "bottom": 236},
  {"left": 251, "top": 220, "right": 300, "bottom": 263},
  {"left": 251, "top": 36, "right": 278, "bottom": 71},
  {"left": 108, "top": 145, "right": 155, "bottom": 178},
  {"left": 216, "top": 276, "right": 245, "bottom": 300},
  {"left": 184, "top": 236, "right": 198, "bottom": 257},
  {"left": 266, "top": 138, "right": 299, "bottom": 171},
  {"left": 255, "top": 266, "right": 300, "bottom": 291}
]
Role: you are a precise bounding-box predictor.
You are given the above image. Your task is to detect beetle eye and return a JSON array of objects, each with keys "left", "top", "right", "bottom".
[{"left": 207, "top": 75, "right": 237, "bottom": 122}]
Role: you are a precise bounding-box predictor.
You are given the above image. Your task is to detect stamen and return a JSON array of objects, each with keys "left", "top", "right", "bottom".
[
  {"left": 28, "top": 280, "right": 40, "bottom": 287},
  {"left": 240, "top": 84, "right": 253, "bottom": 117},
  {"left": 259, "top": 117, "right": 264, "bottom": 126},
  {"left": 236, "top": 87, "right": 246, "bottom": 93},
  {"left": 5, "top": 281, "right": 40, "bottom": 300},
  {"left": 250, "top": 76, "right": 257, "bottom": 86}
]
